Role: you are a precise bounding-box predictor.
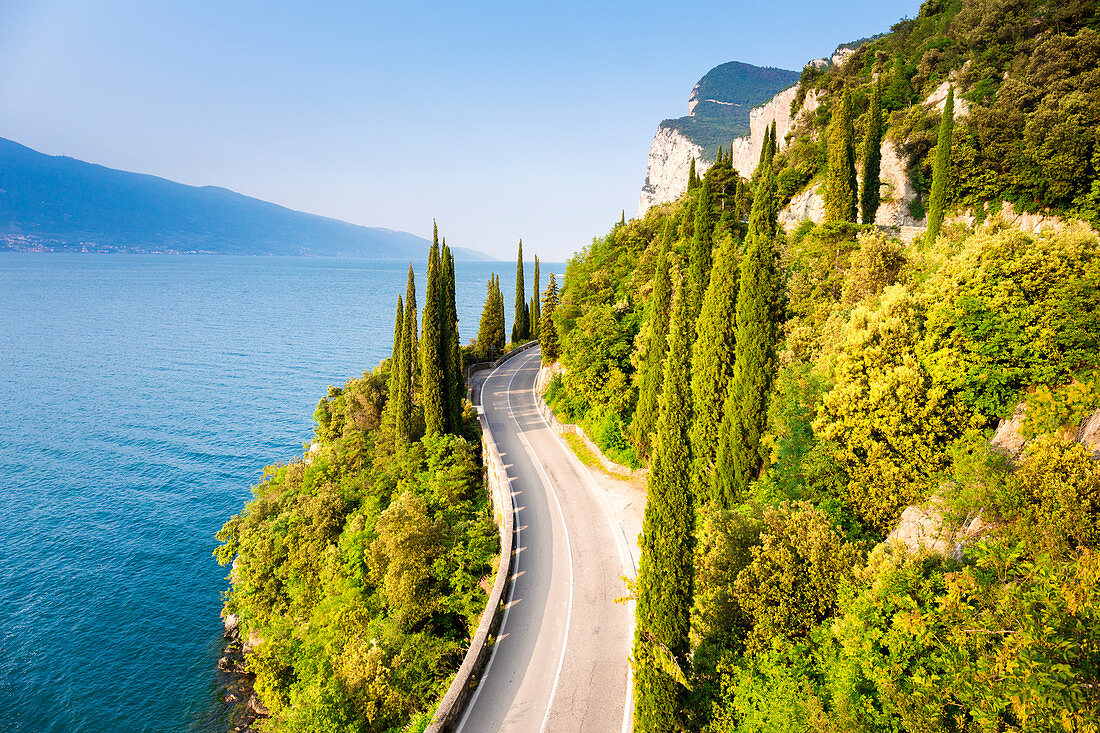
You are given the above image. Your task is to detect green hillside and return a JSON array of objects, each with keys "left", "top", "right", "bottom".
[{"left": 545, "top": 0, "right": 1100, "bottom": 729}]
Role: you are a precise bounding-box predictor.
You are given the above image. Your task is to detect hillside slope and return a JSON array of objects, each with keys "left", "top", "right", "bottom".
[{"left": 0, "top": 137, "right": 491, "bottom": 259}]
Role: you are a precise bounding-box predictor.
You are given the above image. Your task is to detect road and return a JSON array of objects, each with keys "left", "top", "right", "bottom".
[{"left": 457, "top": 348, "right": 634, "bottom": 733}]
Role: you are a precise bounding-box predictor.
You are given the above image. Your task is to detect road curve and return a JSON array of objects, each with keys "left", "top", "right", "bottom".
[{"left": 457, "top": 348, "right": 633, "bottom": 732}]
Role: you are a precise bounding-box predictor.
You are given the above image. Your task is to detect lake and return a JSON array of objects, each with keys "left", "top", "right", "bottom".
[{"left": 0, "top": 254, "right": 559, "bottom": 732}]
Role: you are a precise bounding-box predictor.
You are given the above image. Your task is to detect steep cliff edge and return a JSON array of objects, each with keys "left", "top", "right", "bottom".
[{"left": 637, "top": 61, "right": 798, "bottom": 216}]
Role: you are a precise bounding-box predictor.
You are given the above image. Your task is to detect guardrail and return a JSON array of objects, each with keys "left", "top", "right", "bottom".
[
  {"left": 464, "top": 340, "right": 539, "bottom": 379},
  {"left": 425, "top": 349, "right": 525, "bottom": 733}
]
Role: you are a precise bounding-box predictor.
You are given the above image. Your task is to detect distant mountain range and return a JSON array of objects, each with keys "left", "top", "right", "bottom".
[{"left": 0, "top": 137, "right": 492, "bottom": 259}]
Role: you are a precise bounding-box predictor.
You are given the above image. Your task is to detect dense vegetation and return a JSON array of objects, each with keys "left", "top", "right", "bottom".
[
  {"left": 779, "top": 0, "right": 1100, "bottom": 227},
  {"left": 215, "top": 228, "right": 496, "bottom": 732},
  {"left": 547, "top": 1, "right": 1100, "bottom": 728}
]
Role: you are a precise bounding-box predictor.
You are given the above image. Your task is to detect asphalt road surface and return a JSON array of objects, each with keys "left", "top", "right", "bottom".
[{"left": 456, "top": 348, "right": 633, "bottom": 733}]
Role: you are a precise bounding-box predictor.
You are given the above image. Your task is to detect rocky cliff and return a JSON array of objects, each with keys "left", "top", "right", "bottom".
[{"left": 637, "top": 61, "right": 799, "bottom": 217}]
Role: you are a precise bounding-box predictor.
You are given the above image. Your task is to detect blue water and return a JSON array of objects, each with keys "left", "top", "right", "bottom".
[{"left": 0, "top": 254, "right": 556, "bottom": 733}]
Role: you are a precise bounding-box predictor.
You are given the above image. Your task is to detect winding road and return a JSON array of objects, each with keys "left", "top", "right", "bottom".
[{"left": 457, "top": 348, "right": 634, "bottom": 732}]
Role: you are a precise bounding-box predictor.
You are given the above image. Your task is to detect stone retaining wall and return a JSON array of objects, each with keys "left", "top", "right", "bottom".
[
  {"left": 534, "top": 365, "right": 647, "bottom": 479},
  {"left": 425, "top": 360, "right": 519, "bottom": 732}
]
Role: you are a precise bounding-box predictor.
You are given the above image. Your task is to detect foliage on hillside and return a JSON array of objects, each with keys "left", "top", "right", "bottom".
[
  {"left": 780, "top": 0, "right": 1100, "bottom": 226},
  {"left": 555, "top": 24, "right": 1100, "bottom": 714},
  {"left": 215, "top": 237, "right": 493, "bottom": 732}
]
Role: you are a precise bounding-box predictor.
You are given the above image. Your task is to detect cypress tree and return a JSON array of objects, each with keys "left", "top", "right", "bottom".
[
  {"left": 531, "top": 255, "right": 541, "bottom": 331},
  {"left": 391, "top": 295, "right": 403, "bottom": 365},
  {"left": 770, "top": 120, "right": 778, "bottom": 158},
  {"left": 442, "top": 243, "right": 464, "bottom": 432},
  {"left": 713, "top": 170, "right": 781, "bottom": 508},
  {"left": 420, "top": 239, "right": 445, "bottom": 436},
  {"left": 926, "top": 85, "right": 955, "bottom": 244},
  {"left": 394, "top": 271, "right": 417, "bottom": 442},
  {"left": 689, "top": 233, "right": 740, "bottom": 505},
  {"left": 632, "top": 279, "right": 694, "bottom": 731},
  {"left": 389, "top": 294, "right": 406, "bottom": 437},
  {"left": 512, "top": 240, "right": 527, "bottom": 343},
  {"left": 404, "top": 264, "right": 418, "bottom": 386},
  {"left": 632, "top": 234, "right": 674, "bottom": 460},
  {"left": 687, "top": 157, "right": 699, "bottom": 191},
  {"left": 824, "top": 89, "right": 857, "bottom": 224},
  {"left": 477, "top": 276, "right": 501, "bottom": 360},
  {"left": 688, "top": 177, "right": 714, "bottom": 323},
  {"left": 539, "top": 273, "right": 560, "bottom": 362},
  {"left": 493, "top": 275, "right": 506, "bottom": 351},
  {"left": 861, "top": 78, "right": 884, "bottom": 225},
  {"left": 620, "top": 210, "right": 627, "bottom": 227}
]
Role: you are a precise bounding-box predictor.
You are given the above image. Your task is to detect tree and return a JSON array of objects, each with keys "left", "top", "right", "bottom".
[
  {"left": 816, "top": 286, "right": 968, "bottom": 532},
  {"left": 442, "top": 243, "right": 464, "bottom": 432},
  {"left": 689, "top": 233, "right": 740, "bottom": 506},
  {"left": 511, "top": 240, "right": 528, "bottom": 343},
  {"left": 394, "top": 269, "right": 417, "bottom": 442},
  {"left": 633, "top": 279, "right": 694, "bottom": 731},
  {"left": 687, "top": 157, "right": 699, "bottom": 191},
  {"left": 391, "top": 295, "right": 403, "bottom": 366},
  {"left": 420, "top": 238, "right": 445, "bottom": 436},
  {"left": 926, "top": 85, "right": 955, "bottom": 244},
  {"left": 713, "top": 164, "right": 780, "bottom": 507},
  {"left": 861, "top": 78, "right": 884, "bottom": 225},
  {"left": 688, "top": 177, "right": 715, "bottom": 323},
  {"left": 824, "top": 89, "right": 858, "bottom": 224},
  {"left": 531, "top": 255, "right": 541, "bottom": 333},
  {"left": 632, "top": 235, "right": 674, "bottom": 460},
  {"left": 476, "top": 275, "right": 505, "bottom": 361},
  {"left": 539, "top": 273, "right": 560, "bottom": 362}
]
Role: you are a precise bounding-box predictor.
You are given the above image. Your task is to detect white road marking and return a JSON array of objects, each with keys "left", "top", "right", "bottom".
[
  {"left": 503, "top": 353, "right": 576, "bottom": 733},
  {"left": 526, "top": 355, "right": 636, "bottom": 733},
  {"left": 454, "top": 361, "right": 525, "bottom": 733}
]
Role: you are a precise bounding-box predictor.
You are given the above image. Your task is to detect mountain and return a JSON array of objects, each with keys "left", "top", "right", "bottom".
[
  {"left": 638, "top": 61, "right": 799, "bottom": 215},
  {"left": 0, "top": 137, "right": 492, "bottom": 259}
]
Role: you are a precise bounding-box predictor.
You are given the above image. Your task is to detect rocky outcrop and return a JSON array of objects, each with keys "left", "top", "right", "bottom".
[
  {"left": 638, "top": 85, "right": 812, "bottom": 216},
  {"left": 777, "top": 136, "right": 920, "bottom": 230},
  {"left": 888, "top": 402, "right": 1100, "bottom": 560},
  {"left": 637, "top": 127, "right": 707, "bottom": 216},
  {"left": 886, "top": 496, "right": 987, "bottom": 561}
]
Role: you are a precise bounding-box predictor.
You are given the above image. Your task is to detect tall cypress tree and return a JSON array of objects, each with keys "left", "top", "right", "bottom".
[
  {"left": 477, "top": 275, "right": 504, "bottom": 360},
  {"left": 632, "top": 234, "right": 674, "bottom": 460},
  {"left": 493, "top": 275, "right": 506, "bottom": 351},
  {"left": 713, "top": 165, "right": 780, "bottom": 508},
  {"left": 539, "top": 273, "right": 560, "bottom": 362},
  {"left": 394, "top": 271, "right": 417, "bottom": 442},
  {"left": 420, "top": 239, "right": 445, "bottom": 436},
  {"left": 633, "top": 279, "right": 694, "bottom": 731},
  {"left": 442, "top": 243, "right": 464, "bottom": 432},
  {"left": 391, "top": 295, "right": 403, "bottom": 365},
  {"left": 404, "top": 264, "right": 418, "bottom": 386},
  {"left": 688, "top": 177, "right": 714, "bottom": 323},
  {"left": 531, "top": 255, "right": 541, "bottom": 332},
  {"left": 926, "top": 84, "right": 955, "bottom": 244},
  {"left": 687, "top": 157, "right": 699, "bottom": 191},
  {"left": 824, "top": 89, "right": 857, "bottom": 224},
  {"left": 511, "top": 240, "right": 527, "bottom": 343},
  {"left": 689, "top": 233, "right": 740, "bottom": 505},
  {"left": 861, "top": 79, "right": 884, "bottom": 225}
]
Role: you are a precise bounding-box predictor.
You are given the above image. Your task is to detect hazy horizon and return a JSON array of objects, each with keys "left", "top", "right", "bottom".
[{"left": 0, "top": 0, "right": 919, "bottom": 260}]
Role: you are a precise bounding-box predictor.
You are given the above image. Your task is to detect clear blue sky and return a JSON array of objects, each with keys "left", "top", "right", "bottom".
[{"left": 0, "top": 0, "right": 920, "bottom": 260}]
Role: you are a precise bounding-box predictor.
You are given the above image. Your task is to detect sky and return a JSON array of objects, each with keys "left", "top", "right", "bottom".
[{"left": 0, "top": 0, "right": 921, "bottom": 261}]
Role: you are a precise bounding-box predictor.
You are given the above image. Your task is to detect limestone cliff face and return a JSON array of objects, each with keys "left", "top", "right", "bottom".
[
  {"left": 637, "top": 85, "right": 812, "bottom": 217},
  {"left": 637, "top": 126, "right": 707, "bottom": 217}
]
